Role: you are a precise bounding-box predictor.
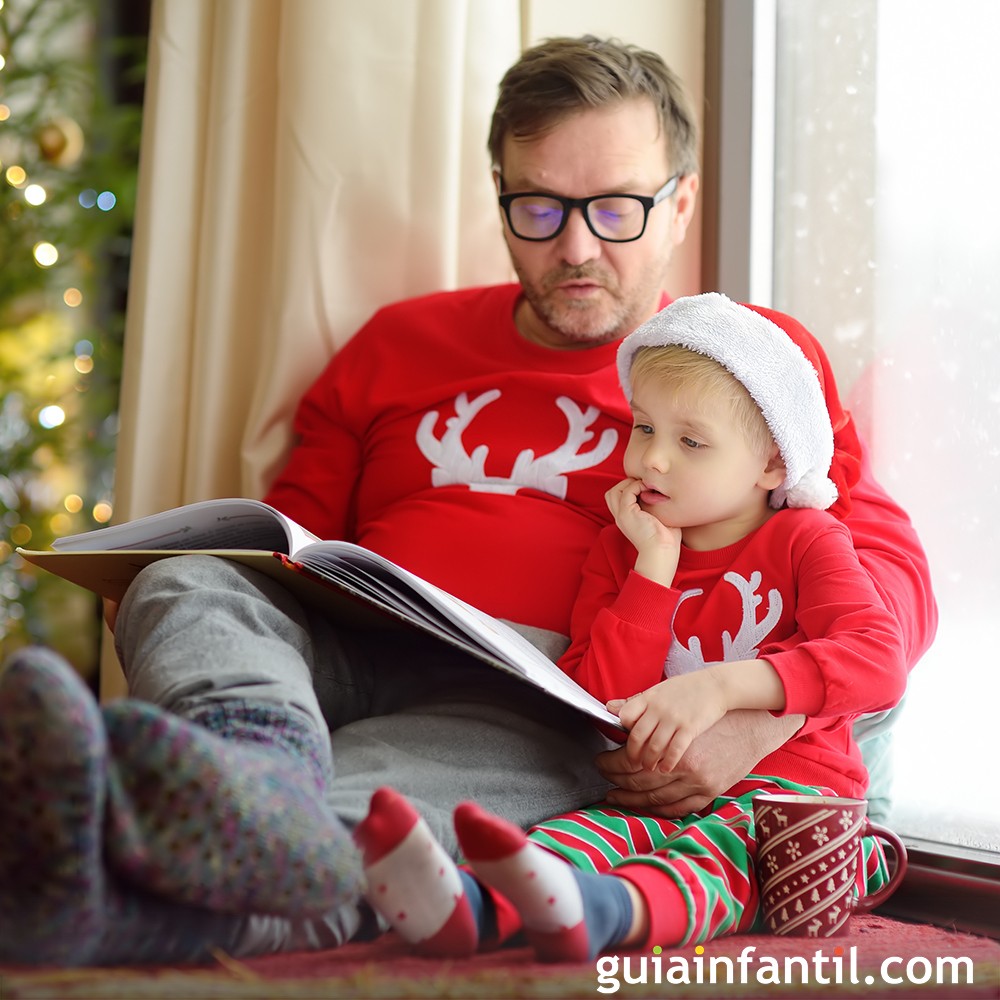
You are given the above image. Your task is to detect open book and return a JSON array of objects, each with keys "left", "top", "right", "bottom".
[{"left": 18, "top": 498, "right": 622, "bottom": 729}]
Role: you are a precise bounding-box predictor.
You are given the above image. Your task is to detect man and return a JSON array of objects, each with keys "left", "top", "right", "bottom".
[{"left": 0, "top": 36, "right": 935, "bottom": 966}]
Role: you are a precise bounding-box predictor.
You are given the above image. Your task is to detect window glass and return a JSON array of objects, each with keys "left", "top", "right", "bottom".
[{"left": 773, "top": 0, "right": 1000, "bottom": 849}]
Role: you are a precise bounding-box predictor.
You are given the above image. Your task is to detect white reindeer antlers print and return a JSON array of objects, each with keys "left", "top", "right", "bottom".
[
  {"left": 415, "top": 391, "right": 618, "bottom": 499},
  {"left": 721, "top": 570, "right": 783, "bottom": 660},
  {"left": 416, "top": 390, "right": 501, "bottom": 489},
  {"left": 665, "top": 571, "right": 783, "bottom": 676}
]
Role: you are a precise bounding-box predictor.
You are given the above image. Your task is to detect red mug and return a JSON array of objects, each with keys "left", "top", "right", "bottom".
[{"left": 753, "top": 794, "right": 908, "bottom": 937}]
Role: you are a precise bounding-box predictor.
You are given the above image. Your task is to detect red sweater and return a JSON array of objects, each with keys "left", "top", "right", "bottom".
[
  {"left": 266, "top": 284, "right": 629, "bottom": 632},
  {"left": 558, "top": 510, "right": 908, "bottom": 797},
  {"left": 265, "top": 283, "right": 936, "bottom": 664}
]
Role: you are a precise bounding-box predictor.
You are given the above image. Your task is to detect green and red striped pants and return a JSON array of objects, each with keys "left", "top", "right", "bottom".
[{"left": 524, "top": 775, "right": 890, "bottom": 946}]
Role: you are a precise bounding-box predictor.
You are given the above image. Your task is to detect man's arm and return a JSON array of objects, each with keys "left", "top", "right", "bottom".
[
  {"left": 595, "top": 709, "right": 803, "bottom": 817},
  {"left": 263, "top": 332, "right": 371, "bottom": 540},
  {"left": 780, "top": 318, "right": 937, "bottom": 671},
  {"left": 103, "top": 597, "right": 119, "bottom": 634},
  {"left": 846, "top": 438, "right": 938, "bottom": 668}
]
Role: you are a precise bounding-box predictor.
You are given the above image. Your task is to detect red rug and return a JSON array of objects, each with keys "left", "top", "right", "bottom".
[{"left": 1, "top": 915, "right": 998, "bottom": 998}]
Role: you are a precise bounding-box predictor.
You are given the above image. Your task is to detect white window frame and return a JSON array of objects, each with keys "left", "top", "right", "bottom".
[{"left": 703, "top": 0, "right": 776, "bottom": 305}]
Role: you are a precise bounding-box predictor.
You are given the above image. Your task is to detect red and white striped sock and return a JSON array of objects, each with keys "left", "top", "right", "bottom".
[
  {"left": 353, "top": 787, "right": 479, "bottom": 957},
  {"left": 454, "top": 801, "right": 591, "bottom": 962}
]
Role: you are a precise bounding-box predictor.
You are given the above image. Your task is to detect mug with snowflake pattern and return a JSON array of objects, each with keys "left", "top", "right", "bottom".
[{"left": 753, "top": 794, "right": 908, "bottom": 937}]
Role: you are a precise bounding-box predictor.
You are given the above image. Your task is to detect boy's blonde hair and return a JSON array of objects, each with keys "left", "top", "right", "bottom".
[{"left": 629, "top": 345, "right": 776, "bottom": 459}]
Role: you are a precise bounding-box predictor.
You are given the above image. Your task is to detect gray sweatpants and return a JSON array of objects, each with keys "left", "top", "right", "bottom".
[{"left": 115, "top": 554, "right": 613, "bottom": 954}]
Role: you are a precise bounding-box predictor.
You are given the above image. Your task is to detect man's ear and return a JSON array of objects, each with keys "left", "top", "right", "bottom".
[
  {"left": 670, "top": 172, "right": 699, "bottom": 246},
  {"left": 759, "top": 446, "right": 786, "bottom": 491}
]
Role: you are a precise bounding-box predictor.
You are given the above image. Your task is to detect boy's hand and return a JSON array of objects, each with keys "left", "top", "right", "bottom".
[
  {"left": 605, "top": 478, "right": 681, "bottom": 586},
  {"left": 595, "top": 711, "right": 804, "bottom": 817},
  {"left": 608, "top": 670, "right": 730, "bottom": 773}
]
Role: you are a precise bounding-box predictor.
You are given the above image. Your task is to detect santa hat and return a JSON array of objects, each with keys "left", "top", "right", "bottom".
[{"left": 617, "top": 292, "right": 838, "bottom": 511}]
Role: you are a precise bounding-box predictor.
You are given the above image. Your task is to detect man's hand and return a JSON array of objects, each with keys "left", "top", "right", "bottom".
[
  {"left": 595, "top": 709, "right": 804, "bottom": 817},
  {"left": 102, "top": 597, "right": 120, "bottom": 633}
]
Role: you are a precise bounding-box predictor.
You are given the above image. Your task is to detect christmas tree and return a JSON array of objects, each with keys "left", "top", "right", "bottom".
[{"left": 0, "top": 0, "right": 146, "bottom": 681}]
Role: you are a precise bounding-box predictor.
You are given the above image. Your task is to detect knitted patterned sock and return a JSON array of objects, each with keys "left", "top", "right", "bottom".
[
  {"left": 456, "top": 802, "right": 633, "bottom": 963},
  {"left": 188, "top": 699, "right": 334, "bottom": 791},
  {"left": 353, "top": 786, "right": 481, "bottom": 957},
  {"left": 103, "top": 699, "right": 363, "bottom": 915},
  {"left": 0, "top": 647, "right": 110, "bottom": 965},
  {"left": 89, "top": 878, "right": 262, "bottom": 967}
]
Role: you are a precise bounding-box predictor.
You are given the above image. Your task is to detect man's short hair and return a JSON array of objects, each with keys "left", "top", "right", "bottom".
[{"left": 489, "top": 35, "right": 699, "bottom": 178}]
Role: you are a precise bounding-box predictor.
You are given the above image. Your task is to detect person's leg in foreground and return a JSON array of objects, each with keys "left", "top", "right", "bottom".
[
  {"left": 0, "top": 645, "right": 336, "bottom": 966},
  {"left": 0, "top": 554, "right": 367, "bottom": 965}
]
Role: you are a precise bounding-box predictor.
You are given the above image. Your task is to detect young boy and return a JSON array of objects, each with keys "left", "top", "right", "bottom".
[{"left": 351, "top": 293, "right": 908, "bottom": 961}]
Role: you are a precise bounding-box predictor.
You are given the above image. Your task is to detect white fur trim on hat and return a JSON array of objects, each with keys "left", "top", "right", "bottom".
[{"left": 617, "top": 292, "right": 838, "bottom": 510}]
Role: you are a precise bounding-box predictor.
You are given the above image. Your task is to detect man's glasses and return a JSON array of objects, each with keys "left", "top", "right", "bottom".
[{"left": 497, "top": 174, "right": 680, "bottom": 243}]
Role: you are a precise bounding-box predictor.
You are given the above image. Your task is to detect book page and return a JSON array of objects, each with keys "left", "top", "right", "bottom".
[
  {"left": 50, "top": 498, "right": 319, "bottom": 555},
  {"left": 294, "top": 542, "right": 621, "bottom": 727}
]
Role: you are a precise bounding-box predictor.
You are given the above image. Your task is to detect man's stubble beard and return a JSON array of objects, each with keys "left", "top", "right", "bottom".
[{"left": 513, "top": 259, "right": 671, "bottom": 348}]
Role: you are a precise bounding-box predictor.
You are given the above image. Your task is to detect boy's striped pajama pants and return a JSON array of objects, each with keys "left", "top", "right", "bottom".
[{"left": 523, "top": 774, "right": 890, "bottom": 947}]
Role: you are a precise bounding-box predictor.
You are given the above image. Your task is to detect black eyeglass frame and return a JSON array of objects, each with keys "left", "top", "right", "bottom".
[{"left": 497, "top": 173, "right": 681, "bottom": 243}]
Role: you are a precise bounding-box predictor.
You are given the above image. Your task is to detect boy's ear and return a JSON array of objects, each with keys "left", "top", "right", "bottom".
[{"left": 759, "top": 447, "right": 787, "bottom": 491}]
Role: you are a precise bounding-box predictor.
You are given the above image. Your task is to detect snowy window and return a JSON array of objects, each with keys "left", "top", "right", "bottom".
[{"left": 771, "top": 0, "right": 1000, "bottom": 851}]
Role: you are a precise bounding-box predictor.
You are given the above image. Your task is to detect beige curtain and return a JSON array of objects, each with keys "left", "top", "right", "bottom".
[
  {"left": 104, "top": 0, "right": 704, "bottom": 695},
  {"left": 117, "top": 0, "right": 522, "bottom": 516}
]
